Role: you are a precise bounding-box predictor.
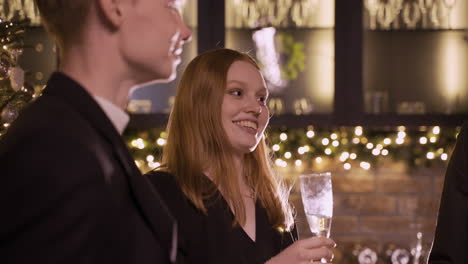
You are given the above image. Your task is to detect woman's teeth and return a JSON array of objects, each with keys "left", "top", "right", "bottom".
[{"left": 233, "top": 120, "right": 257, "bottom": 130}]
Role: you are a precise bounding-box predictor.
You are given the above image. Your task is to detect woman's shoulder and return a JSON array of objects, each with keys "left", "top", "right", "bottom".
[
  {"left": 147, "top": 170, "right": 188, "bottom": 192},
  {"left": 146, "top": 170, "right": 177, "bottom": 187}
]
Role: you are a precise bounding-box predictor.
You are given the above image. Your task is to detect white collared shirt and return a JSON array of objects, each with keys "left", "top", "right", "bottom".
[{"left": 93, "top": 96, "right": 130, "bottom": 135}]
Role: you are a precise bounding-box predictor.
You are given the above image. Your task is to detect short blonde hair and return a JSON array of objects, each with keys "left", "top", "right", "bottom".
[
  {"left": 34, "top": 0, "right": 92, "bottom": 51},
  {"left": 159, "top": 48, "right": 294, "bottom": 231}
]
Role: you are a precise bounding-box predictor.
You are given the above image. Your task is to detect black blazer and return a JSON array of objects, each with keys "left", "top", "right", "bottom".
[
  {"left": 428, "top": 121, "right": 468, "bottom": 263},
  {"left": 0, "top": 73, "right": 177, "bottom": 264}
]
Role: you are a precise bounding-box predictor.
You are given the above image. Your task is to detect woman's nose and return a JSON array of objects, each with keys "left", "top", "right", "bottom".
[{"left": 244, "top": 99, "right": 262, "bottom": 116}]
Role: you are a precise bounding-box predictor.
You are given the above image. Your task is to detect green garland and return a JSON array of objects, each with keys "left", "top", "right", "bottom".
[{"left": 124, "top": 126, "right": 459, "bottom": 173}]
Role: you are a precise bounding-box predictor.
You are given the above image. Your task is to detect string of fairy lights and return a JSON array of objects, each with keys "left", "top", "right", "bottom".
[{"left": 124, "top": 125, "right": 460, "bottom": 173}]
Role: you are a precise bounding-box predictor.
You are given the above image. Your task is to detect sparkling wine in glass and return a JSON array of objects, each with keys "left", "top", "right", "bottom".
[{"left": 300, "top": 172, "right": 333, "bottom": 238}]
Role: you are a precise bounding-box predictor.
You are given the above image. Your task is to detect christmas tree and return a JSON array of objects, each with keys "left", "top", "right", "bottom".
[{"left": 0, "top": 13, "right": 35, "bottom": 137}]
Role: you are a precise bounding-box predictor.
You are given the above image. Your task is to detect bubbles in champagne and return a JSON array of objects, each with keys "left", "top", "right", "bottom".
[{"left": 306, "top": 213, "right": 332, "bottom": 238}]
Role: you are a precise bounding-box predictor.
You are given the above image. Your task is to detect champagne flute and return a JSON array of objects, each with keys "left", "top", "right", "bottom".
[{"left": 299, "top": 172, "right": 333, "bottom": 238}]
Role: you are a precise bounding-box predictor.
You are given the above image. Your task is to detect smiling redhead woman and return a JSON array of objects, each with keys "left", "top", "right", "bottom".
[{"left": 146, "top": 48, "right": 335, "bottom": 264}]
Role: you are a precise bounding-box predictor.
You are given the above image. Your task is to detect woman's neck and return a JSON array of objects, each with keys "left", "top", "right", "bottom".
[
  {"left": 204, "top": 154, "right": 251, "bottom": 195},
  {"left": 232, "top": 155, "right": 253, "bottom": 196}
]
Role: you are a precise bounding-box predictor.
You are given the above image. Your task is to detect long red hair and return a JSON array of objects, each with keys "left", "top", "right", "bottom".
[{"left": 159, "top": 48, "right": 294, "bottom": 230}]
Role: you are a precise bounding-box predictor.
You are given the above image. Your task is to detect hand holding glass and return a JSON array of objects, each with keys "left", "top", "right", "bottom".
[{"left": 300, "top": 172, "right": 333, "bottom": 238}]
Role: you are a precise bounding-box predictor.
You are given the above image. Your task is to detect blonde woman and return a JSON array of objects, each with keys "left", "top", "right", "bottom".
[{"left": 147, "top": 49, "right": 335, "bottom": 264}]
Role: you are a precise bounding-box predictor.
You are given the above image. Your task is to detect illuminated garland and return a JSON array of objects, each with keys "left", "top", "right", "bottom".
[{"left": 124, "top": 126, "right": 460, "bottom": 173}]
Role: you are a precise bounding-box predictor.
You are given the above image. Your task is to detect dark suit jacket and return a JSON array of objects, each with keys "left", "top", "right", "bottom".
[
  {"left": 0, "top": 72, "right": 177, "bottom": 264},
  {"left": 428, "top": 121, "right": 468, "bottom": 264}
]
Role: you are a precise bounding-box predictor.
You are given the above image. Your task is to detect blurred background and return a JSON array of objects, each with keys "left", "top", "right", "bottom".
[{"left": 1, "top": 0, "right": 467, "bottom": 263}]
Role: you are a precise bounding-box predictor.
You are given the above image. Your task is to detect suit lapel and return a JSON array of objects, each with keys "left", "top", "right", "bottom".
[{"left": 42, "top": 72, "right": 178, "bottom": 263}]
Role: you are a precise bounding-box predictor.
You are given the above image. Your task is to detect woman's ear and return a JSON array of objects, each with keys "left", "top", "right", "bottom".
[{"left": 96, "top": 0, "right": 125, "bottom": 28}]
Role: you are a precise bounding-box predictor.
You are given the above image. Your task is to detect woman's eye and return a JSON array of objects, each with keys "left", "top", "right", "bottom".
[
  {"left": 229, "top": 90, "right": 242, "bottom": 96},
  {"left": 258, "top": 96, "right": 268, "bottom": 104}
]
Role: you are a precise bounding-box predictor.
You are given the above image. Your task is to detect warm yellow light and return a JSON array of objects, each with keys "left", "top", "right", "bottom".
[
  {"left": 383, "top": 138, "right": 391, "bottom": 145},
  {"left": 433, "top": 126, "right": 440, "bottom": 135},
  {"left": 355, "top": 126, "right": 363, "bottom": 136},
  {"left": 157, "top": 138, "right": 166, "bottom": 146},
  {"left": 315, "top": 157, "right": 323, "bottom": 163},
  {"left": 332, "top": 140, "right": 339, "bottom": 147},
  {"left": 272, "top": 144, "right": 280, "bottom": 151},
  {"left": 295, "top": 160, "right": 302, "bottom": 167},
  {"left": 426, "top": 152, "right": 435, "bottom": 160},
  {"left": 275, "top": 159, "right": 282, "bottom": 166},
  {"left": 381, "top": 149, "right": 389, "bottom": 156},
  {"left": 396, "top": 138, "right": 404, "bottom": 145},
  {"left": 398, "top": 126, "right": 406, "bottom": 132},
  {"left": 298, "top": 147, "right": 306, "bottom": 155},
  {"left": 308, "top": 31, "right": 334, "bottom": 109},
  {"left": 430, "top": 136, "right": 437, "bottom": 143},
  {"left": 441, "top": 153, "right": 448, "bottom": 161},
  {"left": 131, "top": 138, "right": 146, "bottom": 149},
  {"left": 146, "top": 155, "right": 155, "bottom": 162},
  {"left": 366, "top": 143, "right": 374, "bottom": 149},
  {"left": 350, "top": 153, "right": 357, "bottom": 160},
  {"left": 314, "top": 0, "right": 335, "bottom": 27},
  {"left": 344, "top": 163, "right": 351, "bottom": 170},
  {"left": 280, "top": 133, "right": 288, "bottom": 141},
  {"left": 341, "top": 138, "right": 349, "bottom": 145},
  {"left": 361, "top": 137, "right": 368, "bottom": 144},
  {"left": 322, "top": 138, "right": 330, "bottom": 146},
  {"left": 419, "top": 137, "right": 428, "bottom": 145},
  {"left": 352, "top": 138, "right": 360, "bottom": 144},
  {"left": 324, "top": 148, "right": 332, "bottom": 155},
  {"left": 303, "top": 145, "right": 310, "bottom": 152},
  {"left": 284, "top": 152, "right": 292, "bottom": 159},
  {"left": 339, "top": 152, "right": 350, "bottom": 162},
  {"left": 3, "top": 123, "right": 10, "bottom": 128},
  {"left": 376, "top": 144, "right": 383, "bottom": 150},
  {"left": 330, "top": 133, "right": 338, "bottom": 140},
  {"left": 306, "top": 130, "right": 315, "bottom": 138},
  {"left": 360, "top": 161, "right": 371, "bottom": 170},
  {"left": 372, "top": 149, "right": 380, "bottom": 156},
  {"left": 440, "top": 36, "right": 466, "bottom": 110},
  {"left": 148, "top": 161, "right": 161, "bottom": 169},
  {"left": 397, "top": 131, "right": 406, "bottom": 138}
]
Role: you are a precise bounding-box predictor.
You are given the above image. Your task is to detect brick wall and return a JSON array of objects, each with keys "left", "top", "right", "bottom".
[{"left": 286, "top": 161, "right": 446, "bottom": 263}]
